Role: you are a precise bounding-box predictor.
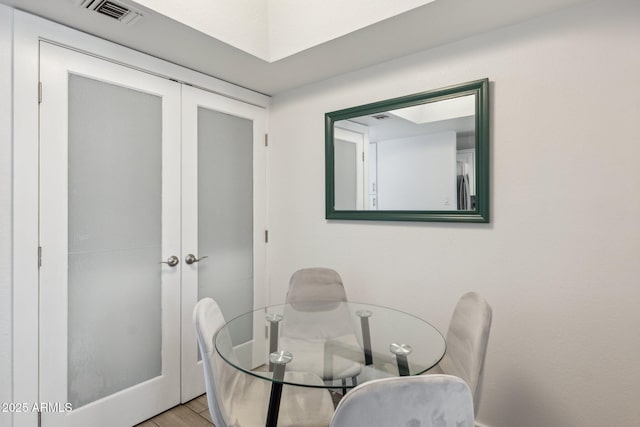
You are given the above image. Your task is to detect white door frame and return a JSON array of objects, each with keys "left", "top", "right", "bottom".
[
  {"left": 0, "top": 5, "right": 13, "bottom": 423},
  {"left": 12, "top": 10, "right": 269, "bottom": 427}
]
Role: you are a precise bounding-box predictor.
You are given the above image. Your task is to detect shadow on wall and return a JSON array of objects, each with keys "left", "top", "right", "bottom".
[{"left": 497, "top": 370, "right": 569, "bottom": 427}]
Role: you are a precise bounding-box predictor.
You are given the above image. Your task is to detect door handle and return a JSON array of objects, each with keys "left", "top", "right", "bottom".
[
  {"left": 185, "top": 254, "right": 208, "bottom": 265},
  {"left": 160, "top": 255, "right": 180, "bottom": 267}
]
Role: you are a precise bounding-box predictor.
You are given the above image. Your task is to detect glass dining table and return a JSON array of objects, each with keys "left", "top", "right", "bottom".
[{"left": 214, "top": 301, "right": 446, "bottom": 427}]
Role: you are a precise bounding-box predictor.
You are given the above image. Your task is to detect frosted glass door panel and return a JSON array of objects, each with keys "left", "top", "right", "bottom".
[
  {"left": 197, "top": 107, "right": 253, "bottom": 345},
  {"left": 68, "top": 75, "right": 161, "bottom": 408},
  {"left": 334, "top": 139, "right": 358, "bottom": 210},
  {"left": 180, "top": 86, "right": 266, "bottom": 402}
]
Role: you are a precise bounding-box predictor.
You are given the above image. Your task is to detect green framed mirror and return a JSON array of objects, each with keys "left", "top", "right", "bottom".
[{"left": 325, "top": 78, "right": 489, "bottom": 223}]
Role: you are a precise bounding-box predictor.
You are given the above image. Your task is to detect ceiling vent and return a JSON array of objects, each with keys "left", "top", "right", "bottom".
[
  {"left": 371, "top": 114, "right": 390, "bottom": 120},
  {"left": 78, "top": 0, "right": 143, "bottom": 25}
]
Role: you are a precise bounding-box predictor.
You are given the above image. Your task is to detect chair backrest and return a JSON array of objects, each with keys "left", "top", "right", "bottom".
[
  {"left": 286, "top": 267, "right": 347, "bottom": 306},
  {"left": 283, "top": 267, "right": 354, "bottom": 339},
  {"left": 329, "top": 374, "right": 475, "bottom": 427},
  {"left": 281, "top": 268, "right": 363, "bottom": 380},
  {"left": 439, "top": 292, "right": 492, "bottom": 409},
  {"left": 192, "top": 297, "right": 229, "bottom": 427}
]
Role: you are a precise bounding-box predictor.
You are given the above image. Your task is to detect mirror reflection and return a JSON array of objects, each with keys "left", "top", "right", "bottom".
[
  {"left": 334, "top": 94, "right": 476, "bottom": 212},
  {"left": 325, "top": 78, "right": 489, "bottom": 222}
]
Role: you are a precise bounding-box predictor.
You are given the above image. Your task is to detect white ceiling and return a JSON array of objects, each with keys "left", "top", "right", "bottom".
[
  {"left": 1, "top": 0, "right": 592, "bottom": 95},
  {"left": 132, "top": 0, "right": 437, "bottom": 62}
]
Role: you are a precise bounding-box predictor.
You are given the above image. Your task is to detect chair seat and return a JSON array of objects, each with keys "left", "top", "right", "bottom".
[
  {"left": 356, "top": 360, "right": 445, "bottom": 384},
  {"left": 217, "top": 366, "right": 334, "bottom": 427},
  {"left": 355, "top": 363, "right": 396, "bottom": 383},
  {"left": 279, "top": 334, "right": 363, "bottom": 380}
]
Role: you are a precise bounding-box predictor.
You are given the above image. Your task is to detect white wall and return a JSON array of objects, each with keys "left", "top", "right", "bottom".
[
  {"left": 0, "top": 5, "right": 12, "bottom": 427},
  {"left": 377, "top": 131, "right": 456, "bottom": 210},
  {"left": 134, "top": 0, "right": 434, "bottom": 62},
  {"left": 267, "top": 0, "right": 640, "bottom": 426}
]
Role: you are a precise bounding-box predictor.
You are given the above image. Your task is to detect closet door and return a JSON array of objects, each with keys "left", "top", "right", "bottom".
[
  {"left": 180, "top": 85, "right": 267, "bottom": 401},
  {"left": 39, "top": 42, "right": 181, "bottom": 426}
]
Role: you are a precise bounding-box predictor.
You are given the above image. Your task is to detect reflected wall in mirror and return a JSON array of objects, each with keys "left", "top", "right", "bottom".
[{"left": 325, "top": 79, "right": 489, "bottom": 222}]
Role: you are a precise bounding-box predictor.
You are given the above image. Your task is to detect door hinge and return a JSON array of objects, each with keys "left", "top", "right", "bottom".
[
  {"left": 38, "top": 246, "right": 42, "bottom": 268},
  {"left": 264, "top": 134, "right": 268, "bottom": 147},
  {"left": 265, "top": 230, "right": 269, "bottom": 243},
  {"left": 38, "top": 82, "right": 42, "bottom": 104}
]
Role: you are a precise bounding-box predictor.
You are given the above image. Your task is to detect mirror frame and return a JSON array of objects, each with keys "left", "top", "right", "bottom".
[{"left": 325, "top": 78, "right": 490, "bottom": 223}]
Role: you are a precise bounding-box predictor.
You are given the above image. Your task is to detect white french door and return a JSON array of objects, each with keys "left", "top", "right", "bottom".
[
  {"left": 39, "top": 42, "right": 182, "bottom": 427},
  {"left": 179, "top": 85, "right": 267, "bottom": 401},
  {"left": 39, "top": 42, "right": 266, "bottom": 426}
]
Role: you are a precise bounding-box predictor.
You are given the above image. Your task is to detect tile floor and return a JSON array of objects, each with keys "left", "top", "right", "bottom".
[
  {"left": 135, "top": 394, "right": 214, "bottom": 427},
  {"left": 135, "top": 390, "right": 343, "bottom": 427}
]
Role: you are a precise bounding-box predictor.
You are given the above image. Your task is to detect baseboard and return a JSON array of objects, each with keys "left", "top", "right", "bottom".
[{"left": 476, "top": 421, "right": 492, "bottom": 427}]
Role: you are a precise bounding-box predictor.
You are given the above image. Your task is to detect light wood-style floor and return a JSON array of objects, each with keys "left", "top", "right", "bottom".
[
  {"left": 135, "top": 394, "right": 215, "bottom": 427},
  {"left": 135, "top": 390, "right": 343, "bottom": 427}
]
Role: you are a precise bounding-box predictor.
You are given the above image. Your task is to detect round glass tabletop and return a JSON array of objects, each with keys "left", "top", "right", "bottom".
[{"left": 214, "top": 302, "right": 446, "bottom": 389}]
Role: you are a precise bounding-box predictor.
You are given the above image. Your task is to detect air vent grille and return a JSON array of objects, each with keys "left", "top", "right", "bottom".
[
  {"left": 79, "top": 0, "right": 143, "bottom": 25},
  {"left": 371, "top": 114, "right": 390, "bottom": 120},
  {"left": 96, "top": 1, "right": 129, "bottom": 20}
]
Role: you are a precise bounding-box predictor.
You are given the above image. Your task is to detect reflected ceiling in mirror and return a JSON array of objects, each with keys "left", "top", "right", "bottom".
[{"left": 325, "top": 79, "right": 489, "bottom": 222}]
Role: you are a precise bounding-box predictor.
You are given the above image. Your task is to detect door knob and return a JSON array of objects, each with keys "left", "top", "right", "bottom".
[
  {"left": 160, "top": 255, "right": 180, "bottom": 267},
  {"left": 185, "top": 254, "right": 208, "bottom": 265}
]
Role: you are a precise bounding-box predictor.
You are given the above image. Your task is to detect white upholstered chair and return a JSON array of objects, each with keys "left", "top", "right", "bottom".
[
  {"left": 280, "top": 268, "right": 362, "bottom": 388},
  {"left": 193, "top": 297, "right": 334, "bottom": 427},
  {"left": 329, "top": 374, "right": 475, "bottom": 427},
  {"left": 429, "top": 292, "right": 492, "bottom": 411},
  {"left": 285, "top": 267, "right": 349, "bottom": 305}
]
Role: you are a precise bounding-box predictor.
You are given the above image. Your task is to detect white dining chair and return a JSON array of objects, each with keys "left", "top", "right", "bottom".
[
  {"left": 428, "top": 291, "right": 492, "bottom": 411},
  {"left": 193, "top": 297, "right": 334, "bottom": 427},
  {"left": 280, "top": 268, "right": 362, "bottom": 389},
  {"left": 286, "top": 267, "right": 348, "bottom": 305},
  {"left": 329, "top": 374, "right": 475, "bottom": 427}
]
